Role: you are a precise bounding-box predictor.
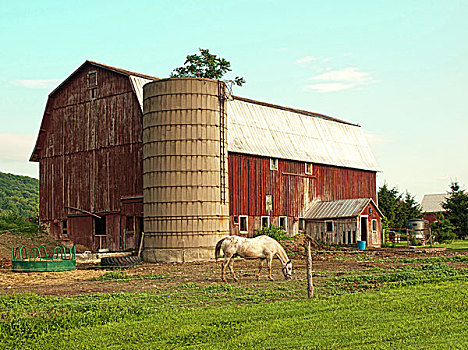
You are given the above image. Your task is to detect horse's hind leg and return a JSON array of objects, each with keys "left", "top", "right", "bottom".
[
  {"left": 228, "top": 258, "right": 238, "bottom": 282},
  {"left": 221, "top": 256, "right": 230, "bottom": 282},
  {"left": 257, "top": 259, "right": 265, "bottom": 280}
]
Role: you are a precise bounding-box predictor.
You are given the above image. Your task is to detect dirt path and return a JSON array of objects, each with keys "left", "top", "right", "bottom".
[{"left": 1, "top": 247, "right": 466, "bottom": 297}]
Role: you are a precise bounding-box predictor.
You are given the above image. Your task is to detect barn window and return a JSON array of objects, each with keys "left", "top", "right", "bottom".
[
  {"left": 61, "top": 220, "right": 68, "bottom": 236},
  {"left": 88, "top": 71, "right": 97, "bottom": 87},
  {"left": 372, "top": 219, "right": 377, "bottom": 232},
  {"left": 90, "top": 88, "right": 97, "bottom": 99},
  {"left": 326, "top": 221, "right": 333, "bottom": 232},
  {"left": 270, "top": 158, "right": 278, "bottom": 171},
  {"left": 279, "top": 216, "right": 287, "bottom": 230},
  {"left": 352, "top": 231, "right": 356, "bottom": 243},
  {"left": 233, "top": 216, "right": 239, "bottom": 224},
  {"left": 305, "top": 163, "right": 313, "bottom": 175},
  {"left": 299, "top": 218, "right": 305, "bottom": 231},
  {"left": 94, "top": 216, "right": 106, "bottom": 236},
  {"left": 239, "top": 216, "right": 248, "bottom": 233},
  {"left": 343, "top": 231, "right": 346, "bottom": 244},
  {"left": 126, "top": 216, "right": 135, "bottom": 234},
  {"left": 348, "top": 231, "right": 352, "bottom": 244},
  {"left": 261, "top": 216, "right": 270, "bottom": 228}
]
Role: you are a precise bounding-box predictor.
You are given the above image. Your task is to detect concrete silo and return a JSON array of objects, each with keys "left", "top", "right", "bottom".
[{"left": 142, "top": 78, "right": 229, "bottom": 262}]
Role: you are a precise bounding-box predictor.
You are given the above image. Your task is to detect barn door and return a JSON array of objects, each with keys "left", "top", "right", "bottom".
[{"left": 360, "top": 216, "right": 368, "bottom": 242}]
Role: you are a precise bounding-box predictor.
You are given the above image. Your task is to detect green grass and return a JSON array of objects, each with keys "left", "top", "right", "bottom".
[
  {"left": 1, "top": 262, "right": 468, "bottom": 349},
  {"left": 1, "top": 280, "right": 466, "bottom": 349},
  {"left": 90, "top": 271, "right": 171, "bottom": 281},
  {"left": 433, "top": 239, "right": 468, "bottom": 251}
]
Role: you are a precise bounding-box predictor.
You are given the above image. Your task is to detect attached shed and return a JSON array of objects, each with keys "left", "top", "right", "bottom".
[{"left": 304, "top": 198, "right": 383, "bottom": 247}]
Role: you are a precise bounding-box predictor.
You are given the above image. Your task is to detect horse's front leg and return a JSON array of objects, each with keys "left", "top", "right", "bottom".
[
  {"left": 267, "top": 255, "right": 274, "bottom": 281},
  {"left": 228, "top": 258, "right": 239, "bottom": 282},
  {"left": 257, "top": 258, "right": 265, "bottom": 280}
]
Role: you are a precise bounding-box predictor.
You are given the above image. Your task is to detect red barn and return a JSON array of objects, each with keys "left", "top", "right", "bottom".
[{"left": 31, "top": 61, "right": 381, "bottom": 255}]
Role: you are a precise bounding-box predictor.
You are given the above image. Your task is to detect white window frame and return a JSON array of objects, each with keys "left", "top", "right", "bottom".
[
  {"left": 372, "top": 219, "right": 377, "bottom": 232},
  {"left": 261, "top": 216, "right": 270, "bottom": 228},
  {"left": 305, "top": 162, "right": 313, "bottom": 175},
  {"left": 279, "top": 216, "right": 287, "bottom": 230},
  {"left": 270, "top": 158, "right": 278, "bottom": 171},
  {"left": 239, "top": 215, "right": 248, "bottom": 233}
]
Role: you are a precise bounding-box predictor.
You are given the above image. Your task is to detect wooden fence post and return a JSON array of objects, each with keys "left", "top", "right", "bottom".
[{"left": 305, "top": 239, "right": 314, "bottom": 298}]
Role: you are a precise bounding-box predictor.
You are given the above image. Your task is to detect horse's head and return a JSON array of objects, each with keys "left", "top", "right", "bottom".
[{"left": 282, "top": 260, "right": 293, "bottom": 280}]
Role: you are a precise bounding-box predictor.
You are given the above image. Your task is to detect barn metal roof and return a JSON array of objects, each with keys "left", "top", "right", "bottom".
[
  {"left": 421, "top": 194, "right": 446, "bottom": 213},
  {"left": 226, "top": 98, "right": 380, "bottom": 171},
  {"left": 132, "top": 80, "right": 379, "bottom": 171},
  {"left": 304, "top": 198, "right": 382, "bottom": 220}
]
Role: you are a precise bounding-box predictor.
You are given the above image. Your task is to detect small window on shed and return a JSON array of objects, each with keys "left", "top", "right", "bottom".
[
  {"left": 326, "top": 221, "right": 333, "bottom": 232},
  {"left": 233, "top": 216, "right": 239, "bottom": 224},
  {"left": 270, "top": 158, "right": 278, "bottom": 171},
  {"left": 305, "top": 163, "right": 313, "bottom": 175},
  {"left": 372, "top": 219, "right": 377, "bottom": 232},
  {"left": 90, "top": 88, "right": 97, "bottom": 99},
  {"left": 88, "top": 71, "right": 97, "bottom": 87},
  {"left": 279, "top": 216, "right": 287, "bottom": 230},
  {"left": 261, "top": 216, "right": 270, "bottom": 228},
  {"left": 239, "top": 216, "right": 248, "bottom": 233}
]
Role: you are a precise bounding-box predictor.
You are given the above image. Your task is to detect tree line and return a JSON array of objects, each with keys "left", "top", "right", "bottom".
[
  {"left": 0, "top": 171, "right": 39, "bottom": 218},
  {"left": 378, "top": 182, "right": 468, "bottom": 241}
]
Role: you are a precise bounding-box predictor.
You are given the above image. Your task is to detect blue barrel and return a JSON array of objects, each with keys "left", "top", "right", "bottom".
[{"left": 357, "top": 240, "right": 366, "bottom": 250}]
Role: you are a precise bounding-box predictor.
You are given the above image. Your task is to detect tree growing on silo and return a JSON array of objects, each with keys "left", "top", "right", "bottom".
[{"left": 170, "top": 48, "right": 245, "bottom": 86}]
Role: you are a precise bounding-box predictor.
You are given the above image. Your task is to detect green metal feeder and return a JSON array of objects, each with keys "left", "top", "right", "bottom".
[{"left": 11, "top": 245, "right": 76, "bottom": 272}]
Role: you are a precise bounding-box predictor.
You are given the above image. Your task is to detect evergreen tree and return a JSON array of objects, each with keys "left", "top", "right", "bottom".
[
  {"left": 443, "top": 182, "right": 468, "bottom": 239},
  {"left": 378, "top": 184, "right": 421, "bottom": 229}
]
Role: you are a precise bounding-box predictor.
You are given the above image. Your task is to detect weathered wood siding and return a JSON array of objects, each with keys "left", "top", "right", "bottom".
[{"left": 37, "top": 64, "right": 143, "bottom": 250}]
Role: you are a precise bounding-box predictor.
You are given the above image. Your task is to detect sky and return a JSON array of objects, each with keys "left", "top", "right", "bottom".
[{"left": 1, "top": 0, "right": 467, "bottom": 201}]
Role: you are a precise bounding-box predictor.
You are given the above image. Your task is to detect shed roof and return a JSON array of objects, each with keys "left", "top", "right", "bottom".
[
  {"left": 303, "top": 198, "right": 382, "bottom": 220},
  {"left": 421, "top": 194, "right": 447, "bottom": 213}
]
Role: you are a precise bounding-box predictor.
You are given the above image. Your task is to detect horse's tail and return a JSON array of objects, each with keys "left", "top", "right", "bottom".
[{"left": 215, "top": 238, "right": 226, "bottom": 261}]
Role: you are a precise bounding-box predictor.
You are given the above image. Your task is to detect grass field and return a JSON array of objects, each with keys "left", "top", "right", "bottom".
[{"left": 1, "top": 262, "right": 467, "bottom": 349}]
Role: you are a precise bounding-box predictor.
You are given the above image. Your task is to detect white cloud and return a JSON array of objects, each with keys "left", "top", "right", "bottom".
[
  {"left": 12, "top": 79, "right": 61, "bottom": 89},
  {"left": 313, "top": 67, "right": 373, "bottom": 84},
  {"left": 305, "top": 67, "right": 375, "bottom": 93},
  {"left": 296, "top": 56, "right": 315, "bottom": 64},
  {"left": 304, "top": 83, "right": 355, "bottom": 93},
  {"left": 0, "top": 133, "right": 36, "bottom": 161},
  {"left": 0, "top": 133, "right": 38, "bottom": 178},
  {"left": 364, "top": 131, "right": 390, "bottom": 146}
]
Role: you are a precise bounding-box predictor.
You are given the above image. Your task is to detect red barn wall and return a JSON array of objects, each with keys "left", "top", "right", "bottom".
[
  {"left": 37, "top": 65, "right": 143, "bottom": 251},
  {"left": 228, "top": 153, "right": 377, "bottom": 236}
]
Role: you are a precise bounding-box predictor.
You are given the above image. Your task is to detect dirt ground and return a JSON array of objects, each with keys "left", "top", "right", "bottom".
[{"left": 1, "top": 243, "right": 467, "bottom": 297}]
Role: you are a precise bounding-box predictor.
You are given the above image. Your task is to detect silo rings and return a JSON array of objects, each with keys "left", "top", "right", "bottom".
[{"left": 142, "top": 78, "right": 229, "bottom": 262}]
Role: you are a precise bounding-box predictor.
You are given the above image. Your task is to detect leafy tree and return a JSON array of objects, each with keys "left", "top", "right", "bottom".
[
  {"left": 170, "top": 48, "right": 245, "bottom": 86},
  {"left": 443, "top": 182, "right": 468, "bottom": 239},
  {"left": 378, "top": 184, "right": 421, "bottom": 229}
]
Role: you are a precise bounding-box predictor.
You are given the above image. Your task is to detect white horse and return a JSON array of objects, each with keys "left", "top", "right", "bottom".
[{"left": 215, "top": 235, "right": 293, "bottom": 282}]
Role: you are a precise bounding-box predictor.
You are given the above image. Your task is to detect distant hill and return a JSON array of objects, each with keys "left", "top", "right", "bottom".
[{"left": 0, "top": 172, "right": 39, "bottom": 218}]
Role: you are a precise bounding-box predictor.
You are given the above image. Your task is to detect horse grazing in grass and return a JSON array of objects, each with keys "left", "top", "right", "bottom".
[{"left": 215, "top": 235, "right": 292, "bottom": 282}]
